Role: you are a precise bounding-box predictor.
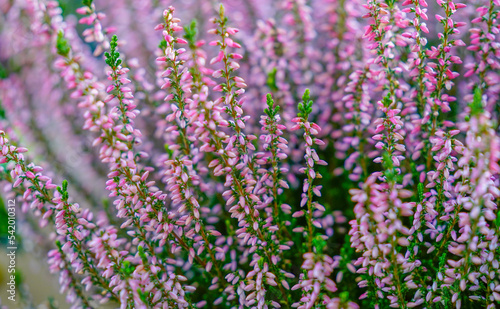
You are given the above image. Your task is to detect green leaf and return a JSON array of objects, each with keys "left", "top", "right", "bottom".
[
  {"left": 56, "top": 31, "right": 70, "bottom": 57},
  {"left": 0, "top": 63, "right": 7, "bottom": 79},
  {"left": 417, "top": 183, "right": 424, "bottom": 204},
  {"left": 266, "top": 68, "right": 278, "bottom": 92},
  {"left": 381, "top": 93, "right": 392, "bottom": 108},
  {"left": 105, "top": 35, "right": 121, "bottom": 68},
  {"left": 183, "top": 19, "right": 198, "bottom": 46},
  {"left": 158, "top": 39, "right": 167, "bottom": 50},
  {"left": 82, "top": 0, "right": 93, "bottom": 7},
  {"left": 312, "top": 235, "right": 326, "bottom": 254},
  {"left": 258, "top": 257, "right": 264, "bottom": 269},
  {"left": 298, "top": 89, "right": 313, "bottom": 120},
  {"left": 138, "top": 245, "right": 147, "bottom": 260},
  {"left": 265, "top": 93, "right": 279, "bottom": 118},
  {"left": 219, "top": 4, "right": 225, "bottom": 18},
  {"left": 469, "top": 87, "right": 483, "bottom": 117}
]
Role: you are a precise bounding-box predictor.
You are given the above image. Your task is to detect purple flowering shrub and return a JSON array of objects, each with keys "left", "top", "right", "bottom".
[{"left": 0, "top": 0, "right": 499, "bottom": 308}]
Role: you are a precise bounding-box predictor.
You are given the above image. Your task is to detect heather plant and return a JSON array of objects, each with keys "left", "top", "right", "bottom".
[{"left": 0, "top": 0, "right": 499, "bottom": 309}]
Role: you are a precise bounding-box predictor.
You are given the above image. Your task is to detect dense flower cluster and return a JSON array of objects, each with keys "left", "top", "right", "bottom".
[{"left": 0, "top": 0, "right": 499, "bottom": 308}]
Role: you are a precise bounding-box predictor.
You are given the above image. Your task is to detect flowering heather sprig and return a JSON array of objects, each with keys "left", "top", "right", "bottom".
[
  {"left": 292, "top": 238, "right": 338, "bottom": 309},
  {"left": 401, "top": 0, "right": 430, "bottom": 118},
  {"left": 206, "top": 7, "right": 297, "bottom": 306},
  {"left": 154, "top": 6, "right": 191, "bottom": 144},
  {"left": 76, "top": 0, "right": 111, "bottom": 56},
  {"left": 358, "top": 0, "right": 411, "bottom": 181},
  {"left": 282, "top": 0, "right": 316, "bottom": 43},
  {"left": 209, "top": 4, "right": 251, "bottom": 153},
  {"left": 362, "top": 0, "right": 404, "bottom": 99},
  {"left": 336, "top": 67, "right": 373, "bottom": 181},
  {"left": 208, "top": 6, "right": 261, "bottom": 240},
  {"left": 464, "top": 0, "right": 500, "bottom": 114},
  {"left": 253, "top": 94, "right": 297, "bottom": 306},
  {"left": 290, "top": 90, "right": 335, "bottom": 308},
  {"left": 281, "top": 0, "right": 317, "bottom": 85},
  {"left": 450, "top": 90, "right": 500, "bottom": 308},
  {"left": 102, "top": 37, "right": 201, "bottom": 308},
  {"left": 154, "top": 9, "right": 239, "bottom": 303},
  {"left": 291, "top": 89, "right": 327, "bottom": 251},
  {"left": 349, "top": 92, "right": 415, "bottom": 308},
  {"left": 257, "top": 94, "right": 290, "bottom": 232},
  {"left": 423, "top": 0, "right": 466, "bottom": 168},
  {"left": 318, "top": 0, "right": 367, "bottom": 123},
  {"left": 182, "top": 19, "right": 216, "bottom": 92},
  {"left": 250, "top": 19, "right": 292, "bottom": 109},
  {"left": 55, "top": 29, "right": 199, "bottom": 307},
  {"left": 0, "top": 133, "right": 119, "bottom": 307}
]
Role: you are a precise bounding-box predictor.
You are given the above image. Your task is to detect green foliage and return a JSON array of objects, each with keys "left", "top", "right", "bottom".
[
  {"left": 57, "top": 179, "right": 69, "bottom": 200},
  {"left": 138, "top": 245, "right": 147, "bottom": 261},
  {"left": 82, "top": 0, "right": 93, "bottom": 7},
  {"left": 56, "top": 31, "right": 70, "bottom": 57},
  {"left": 0, "top": 101, "right": 6, "bottom": 120},
  {"left": 163, "top": 144, "right": 174, "bottom": 158},
  {"left": 258, "top": 256, "right": 264, "bottom": 269},
  {"left": 219, "top": 4, "right": 225, "bottom": 18},
  {"left": 417, "top": 183, "right": 424, "bottom": 204},
  {"left": 469, "top": 87, "right": 483, "bottom": 118},
  {"left": 121, "top": 261, "right": 135, "bottom": 276},
  {"left": 137, "top": 288, "right": 148, "bottom": 304},
  {"left": 183, "top": 19, "right": 198, "bottom": 47},
  {"left": 384, "top": 0, "right": 396, "bottom": 7},
  {"left": 158, "top": 39, "right": 167, "bottom": 51},
  {"left": 0, "top": 62, "right": 7, "bottom": 79},
  {"left": 47, "top": 297, "right": 60, "bottom": 309},
  {"left": 298, "top": 89, "right": 313, "bottom": 119},
  {"left": 0, "top": 197, "right": 8, "bottom": 238},
  {"left": 264, "top": 94, "right": 280, "bottom": 118},
  {"left": 312, "top": 235, "right": 326, "bottom": 254},
  {"left": 266, "top": 68, "right": 278, "bottom": 92},
  {"left": 381, "top": 92, "right": 392, "bottom": 108},
  {"left": 104, "top": 35, "right": 122, "bottom": 68},
  {"left": 382, "top": 151, "right": 394, "bottom": 179}
]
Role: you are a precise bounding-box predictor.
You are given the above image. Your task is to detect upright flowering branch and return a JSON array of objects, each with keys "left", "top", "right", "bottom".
[
  {"left": 155, "top": 8, "right": 234, "bottom": 301},
  {"left": 77, "top": 0, "right": 111, "bottom": 56},
  {"left": 350, "top": 3, "right": 417, "bottom": 305},
  {"left": 363, "top": 0, "right": 399, "bottom": 106},
  {"left": 398, "top": 0, "right": 432, "bottom": 197},
  {"left": 210, "top": 4, "right": 254, "bottom": 168},
  {"left": 465, "top": 0, "right": 500, "bottom": 114},
  {"left": 49, "top": 240, "right": 93, "bottom": 308},
  {"left": 155, "top": 7, "right": 192, "bottom": 155},
  {"left": 362, "top": 94, "right": 415, "bottom": 309},
  {"left": 253, "top": 94, "right": 296, "bottom": 307},
  {"left": 0, "top": 134, "right": 119, "bottom": 306},
  {"left": 402, "top": 0, "right": 430, "bottom": 117},
  {"left": 257, "top": 94, "right": 290, "bottom": 235},
  {"left": 182, "top": 19, "right": 215, "bottom": 93},
  {"left": 336, "top": 66, "right": 373, "bottom": 182},
  {"left": 360, "top": 0, "right": 411, "bottom": 175},
  {"left": 290, "top": 89, "right": 334, "bottom": 309},
  {"left": 197, "top": 7, "right": 296, "bottom": 307},
  {"left": 450, "top": 90, "right": 500, "bottom": 309},
  {"left": 55, "top": 29, "right": 197, "bottom": 307},
  {"left": 291, "top": 89, "right": 327, "bottom": 252},
  {"left": 104, "top": 35, "right": 200, "bottom": 308},
  {"left": 424, "top": 0, "right": 466, "bottom": 170}
]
